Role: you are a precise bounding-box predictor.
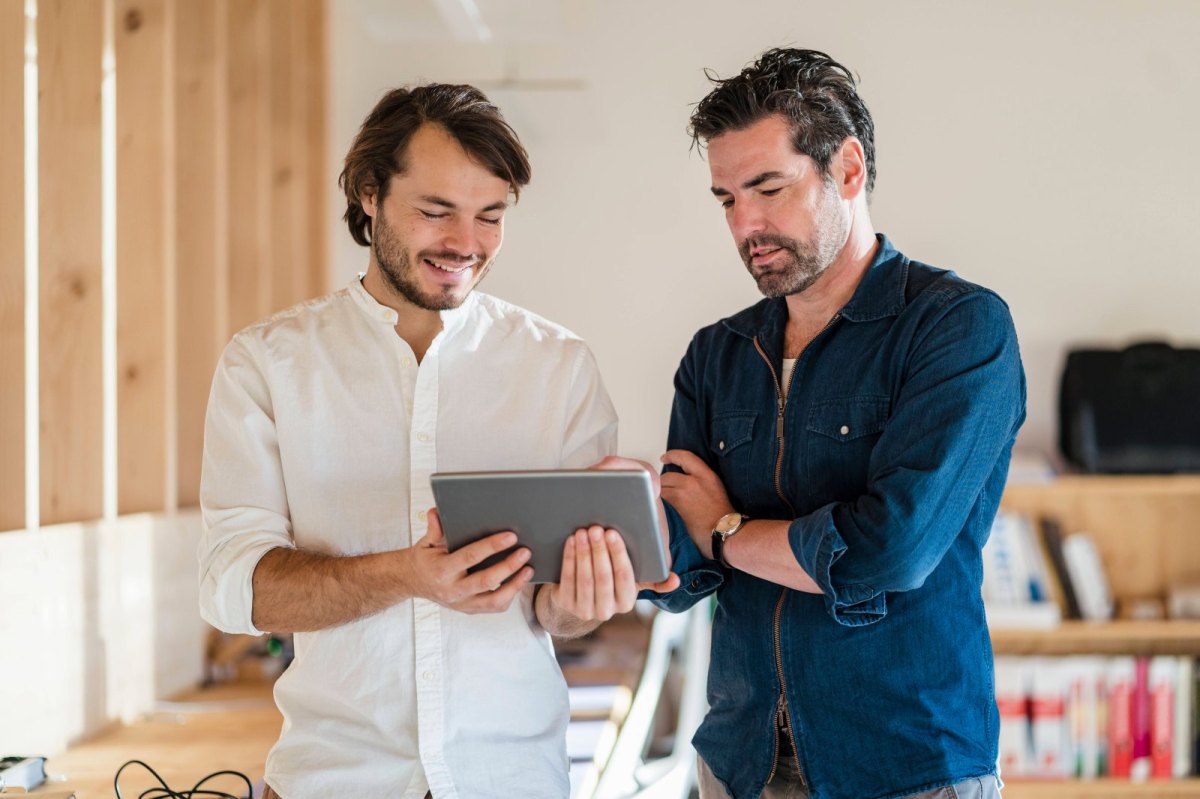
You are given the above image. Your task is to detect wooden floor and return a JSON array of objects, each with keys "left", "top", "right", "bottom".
[
  {"left": 39, "top": 679, "right": 282, "bottom": 798},
  {"left": 35, "top": 616, "right": 652, "bottom": 798}
]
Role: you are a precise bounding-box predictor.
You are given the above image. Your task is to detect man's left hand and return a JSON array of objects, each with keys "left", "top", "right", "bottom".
[{"left": 660, "top": 449, "right": 735, "bottom": 560}]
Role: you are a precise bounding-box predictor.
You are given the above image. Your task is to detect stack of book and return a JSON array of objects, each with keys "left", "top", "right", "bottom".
[
  {"left": 995, "top": 655, "right": 1197, "bottom": 781},
  {"left": 982, "top": 511, "right": 1113, "bottom": 628}
]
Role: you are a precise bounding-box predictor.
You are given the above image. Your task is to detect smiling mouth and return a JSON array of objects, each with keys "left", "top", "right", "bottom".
[{"left": 424, "top": 258, "right": 474, "bottom": 274}]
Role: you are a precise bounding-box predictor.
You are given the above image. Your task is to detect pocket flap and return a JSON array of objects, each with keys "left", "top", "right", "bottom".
[
  {"left": 711, "top": 411, "right": 757, "bottom": 456},
  {"left": 806, "top": 397, "right": 889, "bottom": 441}
]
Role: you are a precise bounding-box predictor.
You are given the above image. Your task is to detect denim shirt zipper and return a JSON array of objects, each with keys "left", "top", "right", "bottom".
[{"left": 751, "top": 311, "right": 840, "bottom": 788}]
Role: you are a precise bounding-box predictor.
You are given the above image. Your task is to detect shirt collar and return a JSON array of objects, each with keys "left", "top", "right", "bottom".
[
  {"left": 722, "top": 233, "right": 908, "bottom": 340},
  {"left": 349, "top": 273, "right": 474, "bottom": 335}
]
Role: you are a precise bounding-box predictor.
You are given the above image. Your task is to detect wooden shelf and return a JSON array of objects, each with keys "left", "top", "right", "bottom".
[
  {"left": 991, "top": 620, "right": 1200, "bottom": 656},
  {"left": 1001, "top": 778, "right": 1200, "bottom": 798},
  {"left": 1006, "top": 474, "right": 1200, "bottom": 497}
]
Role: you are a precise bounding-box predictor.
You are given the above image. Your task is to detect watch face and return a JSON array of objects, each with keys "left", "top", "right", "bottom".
[{"left": 716, "top": 512, "right": 742, "bottom": 534}]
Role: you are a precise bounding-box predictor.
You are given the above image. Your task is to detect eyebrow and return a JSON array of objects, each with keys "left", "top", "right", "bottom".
[
  {"left": 418, "top": 195, "right": 509, "bottom": 213},
  {"left": 710, "top": 170, "right": 789, "bottom": 197}
]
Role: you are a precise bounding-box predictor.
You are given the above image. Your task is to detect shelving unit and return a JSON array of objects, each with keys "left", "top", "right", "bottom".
[{"left": 995, "top": 475, "right": 1200, "bottom": 799}]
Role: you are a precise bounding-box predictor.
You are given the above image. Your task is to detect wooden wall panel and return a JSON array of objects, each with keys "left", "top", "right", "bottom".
[
  {"left": 225, "top": 0, "right": 270, "bottom": 336},
  {"left": 0, "top": 0, "right": 25, "bottom": 531},
  {"left": 174, "top": 0, "right": 222, "bottom": 507},
  {"left": 268, "top": 0, "right": 297, "bottom": 311},
  {"left": 116, "top": 0, "right": 169, "bottom": 514},
  {"left": 38, "top": 0, "right": 104, "bottom": 525},
  {"left": 302, "top": 0, "right": 326, "bottom": 298}
]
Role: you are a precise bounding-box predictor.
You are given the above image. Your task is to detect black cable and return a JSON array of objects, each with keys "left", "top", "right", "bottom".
[{"left": 114, "top": 759, "right": 254, "bottom": 799}]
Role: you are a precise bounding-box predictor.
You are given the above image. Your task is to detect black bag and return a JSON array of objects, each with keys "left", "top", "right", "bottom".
[{"left": 1058, "top": 341, "right": 1200, "bottom": 473}]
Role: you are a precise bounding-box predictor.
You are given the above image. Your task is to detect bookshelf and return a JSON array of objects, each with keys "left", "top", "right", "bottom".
[{"left": 996, "top": 474, "right": 1200, "bottom": 799}]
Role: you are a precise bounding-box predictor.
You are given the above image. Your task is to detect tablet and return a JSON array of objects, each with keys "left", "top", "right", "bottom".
[{"left": 430, "top": 469, "right": 669, "bottom": 584}]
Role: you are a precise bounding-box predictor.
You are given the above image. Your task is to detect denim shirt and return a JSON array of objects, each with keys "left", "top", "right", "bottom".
[{"left": 649, "top": 236, "right": 1026, "bottom": 799}]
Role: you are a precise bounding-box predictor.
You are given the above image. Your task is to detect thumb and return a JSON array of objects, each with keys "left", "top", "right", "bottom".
[{"left": 424, "top": 507, "right": 445, "bottom": 546}]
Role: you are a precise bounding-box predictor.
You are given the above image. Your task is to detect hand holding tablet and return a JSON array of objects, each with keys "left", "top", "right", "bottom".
[{"left": 430, "top": 467, "right": 672, "bottom": 585}]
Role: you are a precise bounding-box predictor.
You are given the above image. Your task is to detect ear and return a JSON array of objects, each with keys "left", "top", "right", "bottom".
[
  {"left": 360, "top": 182, "right": 380, "bottom": 219},
  {"left": 835, "top": 137, "right": 868, "bottom": 201}
]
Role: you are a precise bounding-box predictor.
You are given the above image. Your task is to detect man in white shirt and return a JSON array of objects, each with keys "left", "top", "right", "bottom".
[{"left": 198, "top": 83, "right": 677, "bottom": 799}]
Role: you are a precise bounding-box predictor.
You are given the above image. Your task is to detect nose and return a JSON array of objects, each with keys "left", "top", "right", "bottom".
[
  {"left": 441, "top": 214, "right": 480, "bottom": 256},
  {"left": 729, "top": 199, "right": 767, "bottom": 245}
]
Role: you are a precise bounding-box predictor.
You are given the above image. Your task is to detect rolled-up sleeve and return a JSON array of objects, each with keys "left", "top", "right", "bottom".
[
  {"left": 198, "top": 334, "right": 295, "bottom": 635},
  {"left": 789, "top": 290, "right": 1026, "bottom": 625}
]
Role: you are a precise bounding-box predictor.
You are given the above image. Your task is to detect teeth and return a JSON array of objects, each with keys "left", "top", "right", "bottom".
[{"left": 427, "top": 259, "right": 471, "bottom": 274}]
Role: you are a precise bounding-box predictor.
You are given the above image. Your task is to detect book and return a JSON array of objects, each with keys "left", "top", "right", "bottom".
[
  {"left": 1062, "top": 532, "right": 1114, "bottom": 622},
  {"left": 1030, "top": 659, "right": 1069, "bottom": 777},
  {"left": 1038, "top": 517, "right": 1082, "bottom": 620},
  {"left": 995, "top": 656, "right": 1034, "bottom": 777},
  {"left": 1108, "top": 657, "right": 1136, "bottom": 778},
  {"left": 0, "top": 756, "right": 47, "bottom": 793},
  {"left": 1150, "top": 656, "right": 1176, "bottom": 779},
  {"left": 1065, "top": 656, "right": 1106, "bottom": 779},
  {"left": 1173, "top": 656, "right": 1193, "bottom": 778}
]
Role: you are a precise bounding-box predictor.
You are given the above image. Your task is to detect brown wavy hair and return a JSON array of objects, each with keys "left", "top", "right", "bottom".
[{"left": 339, "top": 84, "right": 532, "bottom": 247}]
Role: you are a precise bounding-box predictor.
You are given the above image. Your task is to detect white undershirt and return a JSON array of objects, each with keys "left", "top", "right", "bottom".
[{"left": 782, "top": 358, "right": 797, "bottom": 396}]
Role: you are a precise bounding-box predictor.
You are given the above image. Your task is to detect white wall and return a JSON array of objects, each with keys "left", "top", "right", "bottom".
[
  {"left": 0, "top": 513, "right": 208, "bottom": 754},
  {"left": 328, "top": 0, "right": 1200, "bottom": 463}
]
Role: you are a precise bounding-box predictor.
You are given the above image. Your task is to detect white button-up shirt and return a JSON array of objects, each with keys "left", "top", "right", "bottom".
[{"left": 198, "top": 277, "right": 618, "bottom": 799}]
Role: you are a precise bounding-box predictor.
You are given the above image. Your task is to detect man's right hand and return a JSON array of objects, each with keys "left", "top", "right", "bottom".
[{"left": 401, "top": 508, "right": 534, "bottom": 614}]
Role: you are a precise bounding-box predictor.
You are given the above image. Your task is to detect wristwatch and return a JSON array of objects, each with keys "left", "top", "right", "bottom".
[{"left": 711, "top": 512, "right": 747, "bottom": 568}]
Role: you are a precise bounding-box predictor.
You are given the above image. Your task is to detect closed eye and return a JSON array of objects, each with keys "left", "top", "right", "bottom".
[
  {"left": 478, "top": 216, "right": 502, "bottom": 226},
  {"left": 761, "top": 188, "right": 782, "bottom": 197},
  {"left": 419, "top": 209, "right": 448, "bottom": 220}
]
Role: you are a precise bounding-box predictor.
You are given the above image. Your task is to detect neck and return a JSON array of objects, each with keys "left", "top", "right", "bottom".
[
  {"left": 783, "top": 214, "right": 878, "bottom": 327},
  {"left": 361, "top": 261, "right": 443, "bottom": 362}
]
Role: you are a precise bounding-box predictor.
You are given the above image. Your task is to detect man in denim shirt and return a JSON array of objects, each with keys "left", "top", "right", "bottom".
[{"left": 648, "top": 49, "right": 1026, "bottom": 799}]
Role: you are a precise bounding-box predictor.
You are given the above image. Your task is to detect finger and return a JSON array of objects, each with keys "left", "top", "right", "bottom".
[
  {"left": 639, "top": 572, "right": 682, "bottom": 594},
  {"left": 589, "top": 526, "right": 615, "bottom": 620},
  {"left": 606, "top": 530, "right": 638, "bottom": 612},
  {"left": 590, "top": 455, "right": 655, "bottom": 475},
  {"left": 465, "top": 565, "right": 534, "bottom": 614},
  {"left": 557, "top": 534, "right": 578, "bottom": 608},
  {"left": 574, "top": 529, "right": 595, "bottom": 614},
  {"left": 450, "top": 530, "right": 519, "bottom": 572},
  {"left": 661, "top": 449, "right": 712, "bottom": 476},
  {"left": 470, "top": 547, "right": 533, "bottom": 595},
  {"left": 424, "top": 507, "right": 446, "bottom": 546}
]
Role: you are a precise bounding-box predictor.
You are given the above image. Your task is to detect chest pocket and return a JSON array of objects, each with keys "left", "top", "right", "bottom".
[
  {"left": 804, "top": 396, "right": 890, "bottom": 500},
  {"left": 710, "top": 410, "right": 758, "bottom": 501}
]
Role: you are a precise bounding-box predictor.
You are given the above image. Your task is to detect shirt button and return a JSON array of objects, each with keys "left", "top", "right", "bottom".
[
  {"left": 839, "top": 425, "right": 850, "bottom": 436},
  {"left": 423, "top": 671, "right": 435, "bottom": 681},
  {"left": 718, "top": 440, "right": 725, "bottom": 451},
  {"left": 417, "top": 432, "right": 431, "bottom": 443},
  {"left": 379, "top": 310, "right": 391, "bottom": 322},
  {"left": 416, "top": 510, "right": 428, "bottom": 522},
  {"left": 400, "top": 357, "right": 413, "bottom": 368}
]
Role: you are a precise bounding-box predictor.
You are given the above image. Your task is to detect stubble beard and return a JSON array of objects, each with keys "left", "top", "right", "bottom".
[
  {"left": 372, "top": 207, "right": 492, "bottom": 312},
  {"left": 739, "top": 182, "right": 849, "bottom": 299}
]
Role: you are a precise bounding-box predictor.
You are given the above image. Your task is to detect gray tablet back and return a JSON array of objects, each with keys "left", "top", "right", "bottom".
[{"left": 430, "top": 469, "right": 669, "bottom": 584}]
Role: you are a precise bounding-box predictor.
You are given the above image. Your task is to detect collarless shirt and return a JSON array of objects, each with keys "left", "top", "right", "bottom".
[{"left": 198, "top": 277, "right": 618, "bottom": 799}]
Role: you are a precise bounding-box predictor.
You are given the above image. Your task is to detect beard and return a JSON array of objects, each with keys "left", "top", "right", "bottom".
[
  {"left": 738, "top": 182, "right": 848, "bottom": 299},
  {"left": 372, "top": 206, "right": 493, "bottom": 312}
]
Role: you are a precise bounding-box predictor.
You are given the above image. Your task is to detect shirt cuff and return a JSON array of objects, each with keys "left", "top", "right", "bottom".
[
  {"left": 788, "top": 503, "right": 887, "bottom": 626},
  {"left": 640, "top": 500, "right": 723, "bottom": 612},
  {"left": 198, "top": 508, "right": 294, "bottom": 636}
]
